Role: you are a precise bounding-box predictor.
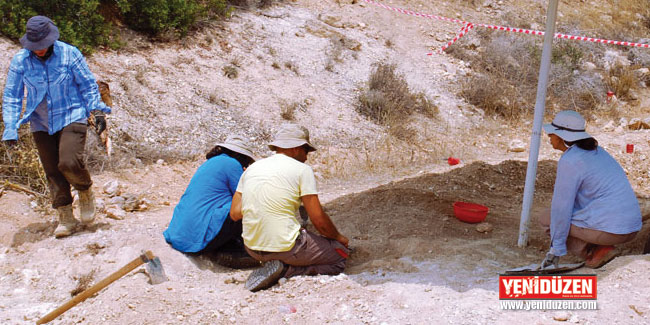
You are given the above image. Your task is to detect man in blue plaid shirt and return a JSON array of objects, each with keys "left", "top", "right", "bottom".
[{"left": 2, "top": 16, "right": 111, "bottom": 238}]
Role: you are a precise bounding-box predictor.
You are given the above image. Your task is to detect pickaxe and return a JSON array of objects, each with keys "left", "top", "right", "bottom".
[{"left": 36, "top": 250, "right": 167, "bottom": 324}]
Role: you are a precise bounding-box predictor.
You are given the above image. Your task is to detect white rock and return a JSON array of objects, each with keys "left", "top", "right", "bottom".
[
  {"left": 508, "top": 139, "right": 526, "bottom": 152},
  {"left": 553, "top": 311, "right": 570, "bottom": 321},
  {"left": 602, "top": 120, "right": 616, "bottom": 132},
  {"left": 603, "top": 50, "right": 630, "bottom": 70},
  {"left": 106, "top": 208, "right": 126, "bottom": 220},
  {"left": 475, "top": 222, "right": 493, "bottom": 233},
  {"left": 156, "top": 159, "right": 165, "bottom": 165},
  {"left": 109, "top": 196, "right": 126, "bottom": 209},
  {"left": 103, "top": 180, "right": 120, "bottom": 197},
  {"left": 95, "top": 198, "right": 106, "bottom": 213},
  {"left": 581, "top": 62, "right": 597, "bottom": 71}
]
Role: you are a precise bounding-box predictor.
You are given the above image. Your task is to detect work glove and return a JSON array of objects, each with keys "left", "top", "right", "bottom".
[
  {"left": 539, "top": 252, "right": 560, "bottom": 270},
  {"left": 93, "top": 112, "right": 107, "bottom": 135}
]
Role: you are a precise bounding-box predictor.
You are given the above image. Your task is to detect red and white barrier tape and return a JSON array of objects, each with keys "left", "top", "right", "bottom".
[
  {"left": 431, "top": 23, "right": 474, "bottom": 55},
  {"left": 361, "top": 0, "right": 650, "bottom": 51}
]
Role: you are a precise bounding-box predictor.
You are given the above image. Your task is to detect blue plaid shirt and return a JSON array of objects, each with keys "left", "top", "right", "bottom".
[{"left": 2, "top": 41, "right": 110, "bottom": 140}]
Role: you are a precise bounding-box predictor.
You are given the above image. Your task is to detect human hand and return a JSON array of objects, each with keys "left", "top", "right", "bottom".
[
  {"left": 336, "top": 234, "right": 349, "bottom": 248},
  {"left": 539, "top": 252, "right": 559, "bottom": 270},
  {"left": 94, "top": 113, "right": 106, "bottom": 135}
]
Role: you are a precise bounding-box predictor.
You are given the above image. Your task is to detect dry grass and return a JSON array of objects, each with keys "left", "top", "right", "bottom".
[
  {"left": 606, "top": 64, "right": 639, "bottom": 101},
  {"left": 284, "top": 61, "right": 299, "bottom": 75},
  {"left": 452, "top": 33, "right": 613, "bottom": 119},
  {"left": 356, "top": 63, "right": 438, "bottom": 138},
  {"left": 208, "top": 92, "right": 219, "bottom": 104},
  {"left": 134, "top": 66, "right": 148, "bottom": 86},
  {"left": 279, "top": 98, "right": 311, "bottom": 121},
  {"left": 565, "top": 0, "right": 650, "bottom": 40},
  {"left": 309, "top": 125, "right": 481, "bottom": 183},
  {"left": 448, "top": 0, "right": 650, "bottom": 121},
  {"left": 222, "top": 65, "right": 239, "bottom": 79},
  {"left": 70, "top": 269, "right": 97, "bottom": 297},
  {"left": 280, "top": 100, "right": 299, "bottom": 120},
  {"left": 0, "top": 124, "right": 48, "bottom": 195},
  {"left": 325, "top": 36, "right": 347, "bottom": 72}
]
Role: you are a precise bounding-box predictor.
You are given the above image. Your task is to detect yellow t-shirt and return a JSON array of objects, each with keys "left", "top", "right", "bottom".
[{"left": 236, "top": 154, "right": 318, "bottom": 252}]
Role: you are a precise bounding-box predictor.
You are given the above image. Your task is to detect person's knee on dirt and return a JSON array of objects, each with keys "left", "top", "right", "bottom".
[
  {"left": 163, "top": 135, "right": 258, "bottom": 269},
  {"left": 539, "top": 110, "right": 641, "bottom": 269},
  {"left": 230, "top": 124, "right": 350, "bottom": 292},
  {"left": 2, "top": 16, "right": 111, "bottom": 238}
]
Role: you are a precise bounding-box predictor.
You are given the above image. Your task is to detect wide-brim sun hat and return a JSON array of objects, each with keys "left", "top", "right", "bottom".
[
  {"left": 20, "top": 16, "right": 60, "bottom": 51},
  {"left": 542, "top": 110, "right": 592, "bottom": 142},
  {"left": 268, "top": 124, "right": 317, "bottom": 152},
  {"left": 217, "top": 134, "right": 257, "bottom": 161}
]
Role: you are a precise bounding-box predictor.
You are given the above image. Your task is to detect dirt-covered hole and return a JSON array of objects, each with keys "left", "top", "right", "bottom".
[{"left": 322, "top": 160, "right": 648, "bottom": 292}]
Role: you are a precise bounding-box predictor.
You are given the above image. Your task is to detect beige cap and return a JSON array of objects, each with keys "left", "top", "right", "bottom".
[
  {"left": 217, "top": 134, "right": 257, "bottom": 161},
  {"left": 268, "top": 124, "right": 317, "bottom": 152}
]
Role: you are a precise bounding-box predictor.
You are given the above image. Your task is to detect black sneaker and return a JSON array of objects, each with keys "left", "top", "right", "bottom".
[
  {"left": 214, "top": 251, "right": 262, "bottom": 269},
  {"left": 245, "top": 260, "right": 286, "bottom": 292}
]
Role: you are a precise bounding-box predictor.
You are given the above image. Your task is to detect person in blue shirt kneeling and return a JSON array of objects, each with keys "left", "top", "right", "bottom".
[
  {"left": 164, "top": 135, "right": 260, "bottom": 269},
  {"left": 539, "top": 110, "right": 641, "bottom": 269}
]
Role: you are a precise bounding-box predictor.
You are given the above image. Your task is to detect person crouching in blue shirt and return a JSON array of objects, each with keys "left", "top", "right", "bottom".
[
  {"left": 2, "top": 16, "right": 111, "bottom": 238},
  {"left": 163, "top": 135, "right": 261, "bottom": 269},
  {"left": 538, "top": 110, "right": 641, "bottom": 269}
]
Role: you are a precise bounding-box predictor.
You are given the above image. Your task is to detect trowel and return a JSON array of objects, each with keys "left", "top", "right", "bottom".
[{"left": 504, "top": 262, "right": 585, "bottom": 275}]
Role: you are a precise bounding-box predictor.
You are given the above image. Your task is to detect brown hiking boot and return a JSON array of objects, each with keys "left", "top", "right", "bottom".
[
  {"left": 54, "top": 205, "right": 78, "bottom": 238},
  {"left": 245, "top": 260, "right": 286, "bottom": 292},
  {"left": 78, "top": 189, "right": 96, "bottom": 224}
]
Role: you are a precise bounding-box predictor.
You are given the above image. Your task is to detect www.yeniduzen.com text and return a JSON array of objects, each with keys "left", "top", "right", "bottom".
[{"left": 500, "top": 300, "right": 597, "bottom": 310}]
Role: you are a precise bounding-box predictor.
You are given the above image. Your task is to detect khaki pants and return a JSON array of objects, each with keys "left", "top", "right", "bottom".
[
  {"left": 32, "top": 123, "right": 92, "bottom": 208},
  {"left": 538, "top": 208, "right": 637, "bottom": 259},
  {"left": 246, "top": 229, "right": 348, "bottom": 278}
]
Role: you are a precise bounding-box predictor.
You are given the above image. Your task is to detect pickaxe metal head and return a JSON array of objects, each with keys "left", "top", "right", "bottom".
[{"left": 141, "top": 251, "right": 168, "bottom": 285}]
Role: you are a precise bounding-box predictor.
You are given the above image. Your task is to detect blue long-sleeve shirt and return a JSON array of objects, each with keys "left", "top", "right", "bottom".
[
  {"left": 549, "top": 145, "right": 641, "bottom": 256},
  {"left": 2, "top": 41, "right": 110, "bottom": 140},
  {"left": 163, "top": 154, "right": 244, "bottom": 253}
]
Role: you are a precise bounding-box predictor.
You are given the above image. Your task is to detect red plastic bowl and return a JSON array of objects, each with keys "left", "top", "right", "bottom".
[{"left": 453, "top": 201, "right": 488, "bottom": 223}]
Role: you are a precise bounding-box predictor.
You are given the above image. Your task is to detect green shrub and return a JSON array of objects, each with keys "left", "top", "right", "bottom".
[
  {"left": 116, "top": 0, "right": 230, "bottom": 37},
  {"left": 0, "top": 0, "right": 114, "bottom": 54},
  {"left": 0, "top": 0, "right": 231, "bottom": 54}
]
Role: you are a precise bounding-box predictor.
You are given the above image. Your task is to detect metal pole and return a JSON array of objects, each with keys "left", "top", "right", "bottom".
[{"left": 518, "top": 0, "right": 560, "bottom": 247}]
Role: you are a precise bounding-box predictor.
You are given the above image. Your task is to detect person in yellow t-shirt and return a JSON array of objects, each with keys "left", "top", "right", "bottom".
[{"left": 230, "top": 124, "right": 350, "bottom": 291}]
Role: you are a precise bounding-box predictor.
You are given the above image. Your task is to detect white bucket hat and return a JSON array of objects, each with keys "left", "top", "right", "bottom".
[
  {"left": 543, "top": 110, "right": 591, "bottom": 142},
  {"left": 268, "top": 124, "right": 317, "bottom": 152},
  {"left": 217, "top": 135, "right": 257, "bottom": 161}
]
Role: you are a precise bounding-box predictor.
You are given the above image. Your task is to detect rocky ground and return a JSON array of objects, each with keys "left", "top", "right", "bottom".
[{"left": 1, "top": 0, "right": 650, "bottom": 324}]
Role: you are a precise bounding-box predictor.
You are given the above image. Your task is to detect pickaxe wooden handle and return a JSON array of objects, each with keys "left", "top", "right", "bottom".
[{"left": 36, "top": 251, "right": 157, "bottom": 324}]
